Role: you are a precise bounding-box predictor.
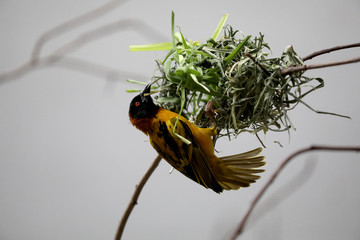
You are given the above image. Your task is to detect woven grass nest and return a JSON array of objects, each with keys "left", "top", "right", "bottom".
[{"left": 128, "top": 13, "right": 345, "bottom": 142}]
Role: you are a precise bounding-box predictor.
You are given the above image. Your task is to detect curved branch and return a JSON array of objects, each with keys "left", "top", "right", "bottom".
[
  {"left": 115, "top": 155, "right": 162, "bottom": 240},
  {"left": 51, "top": 19, "right": 165, "bottom": 57},
  {"left": 31, "top": 0, "right": 127, "bottom": 62},
  {"left": 0, "top": 19, "right": 167, "bottom": 84},
  {"left": 302, "top": 42, "right": 360, "bottom": 61},
  {"left": 230, "top": 145, "right": 360, "bottom": 240},
  {"left": 54, "top": 57, "right": 148, "bottom": 81}
]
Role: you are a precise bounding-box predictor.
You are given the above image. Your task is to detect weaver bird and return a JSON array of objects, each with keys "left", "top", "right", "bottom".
[{"left": 129, "top": 84, "right": 265, "bottom": 193}]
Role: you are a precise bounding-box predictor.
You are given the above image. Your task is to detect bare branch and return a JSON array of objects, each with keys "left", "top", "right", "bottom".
[
  {"left": 280, "top": 57, "right": 360, "bottom": 76},
  {"left": 54, "top": 57, "right": 148, "bottom": 81},
  {"left": 115, "top": 155, "right": 162, "bottom": 240},
  {"left": 245, "top": 158, "right": 317, "bottom": 229},
  {"left": 51, "top": 19, "right": 166, "bottom": 57},
  {"left": 302, "top": 42, "right": 360, "bottom": 61},
  {"left": 31, "top": 0, "right": 127, "bottom": 62},
  {"left": 230, "top": 145, "right": 360, "bottom": 240},
  {"left": 0, "top": 19, "right": 166, "bottom": 84}
]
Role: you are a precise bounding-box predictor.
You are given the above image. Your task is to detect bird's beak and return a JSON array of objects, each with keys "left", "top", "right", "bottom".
[
  {"left": 140, "top": 84, "right": 152, "bottom": 102},
  {"left": 141, "top": 84, "right": 151, "bottom": 96}
]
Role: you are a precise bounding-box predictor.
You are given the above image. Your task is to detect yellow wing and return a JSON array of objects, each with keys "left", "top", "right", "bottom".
[
  {"left": 149, "top": 117, "right": 223, "bottom": 193},
  {"left": 216, "top": 148, "right": 265, "bottom": 190}
]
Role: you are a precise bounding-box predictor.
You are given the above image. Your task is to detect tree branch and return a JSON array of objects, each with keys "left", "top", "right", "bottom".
[
  {"left": 31, "top": 0, "right": 127, "bottom": 62},
  {"left": 0, "top": 19, "right": 166, "bottom": 84},
  {"left": 54, "top": 57, "right": 148, "bottom": 81},
  {"left": 280, "top": 57, "right": 360, "bottom": 76},
  {"left": 114, "top": 155, "right": 162, "bottom": 240},
  {"left": 230, "top": 145, "right": 360, "bottom": 240},
  {"left": 302, "top": 42, "right": 360, "bottom": 61}
]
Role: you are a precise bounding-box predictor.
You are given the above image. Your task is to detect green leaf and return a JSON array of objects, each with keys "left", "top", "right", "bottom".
[
  {"left": 125, "top": 89, "right": 141, "bottom": 93},
  {"left": 211, "top": 14, "right": 228, "bottom": 41},
  {"left": 175, "top": 32, "right": 189, "bottom": 49},
  {"left": 224, "top": 35, "right": 251, "bottom": 65},
  {"left": 173, "top": 87, "right": 192, "bottom": 145},
  {"left": 171, "top": 11, "right": 176, "bottom": 49},
  {"left": 129, "top": 42, "right": 173, "bottom": 52},
  {"left": 165, "top": 61, "right": 182, "bottom": 83},
  {"left": 126, "top": 79, "right": 148, "bottom": 85},
  {"left": 190, "top": 73, "right": 210, "bottom": 93}
]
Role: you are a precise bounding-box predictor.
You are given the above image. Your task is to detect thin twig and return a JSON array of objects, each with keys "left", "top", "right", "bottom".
[
  {"left": 302, "top": 42, "right": 360, "bottom": 61},
  {"left": 51, "top": 19, "right": 165, "bottom": 57},
  {"left": 244, "top": 52, "right": 271, "bottom": 76},
  {"left": 115, "top": 155, "right": 162, "bottom": 240},
  {"left": 280, "top": 57, "right": 360, "bottom": 76},
  {"left": 230, "top": 145, "right": 360, "bottom": 240},
  {"left": 245, "top": 158, "right": 317, "bottom": 230},
  {"left": 54, "top": 57, "right": 148, "bottom": 81},
  {"left": 31, "top": 0, "right": 127, "bottom": 62},
  {"left": 0, "top": 19, "right": 166, "bottom": 84}
]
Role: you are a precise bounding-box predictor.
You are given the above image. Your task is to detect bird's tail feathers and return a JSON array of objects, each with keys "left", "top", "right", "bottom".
[{"left": 217, "top": 147, "right": 265, "bottom": 191}]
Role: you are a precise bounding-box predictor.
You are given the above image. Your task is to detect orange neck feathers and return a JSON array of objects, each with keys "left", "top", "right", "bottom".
[{"left": 129, "top": 114, "right": 154, "bottom": 135}]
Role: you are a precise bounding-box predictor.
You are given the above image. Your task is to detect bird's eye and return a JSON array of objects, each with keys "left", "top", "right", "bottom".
[{"left": 135, "top": 101, "right": 140, "bottom": 107}]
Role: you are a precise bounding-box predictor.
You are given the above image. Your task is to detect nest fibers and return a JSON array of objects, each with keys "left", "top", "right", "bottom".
[{"left": 128, "top": 14, "right": 346, "bottom": 141}]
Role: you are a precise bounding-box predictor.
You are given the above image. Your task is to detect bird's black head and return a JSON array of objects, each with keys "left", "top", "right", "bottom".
[{"left": 129, "top": 84, "right": 159, "bottom": 119}]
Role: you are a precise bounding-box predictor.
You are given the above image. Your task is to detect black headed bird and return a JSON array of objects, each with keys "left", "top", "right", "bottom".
[{"left": 129, "top": 84, "right": 265, "bottom": 193}]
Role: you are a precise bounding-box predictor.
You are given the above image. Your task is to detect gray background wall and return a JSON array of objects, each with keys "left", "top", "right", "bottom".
[{"left": 1, "top": 0, "right": 359, "bottom": 239}]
